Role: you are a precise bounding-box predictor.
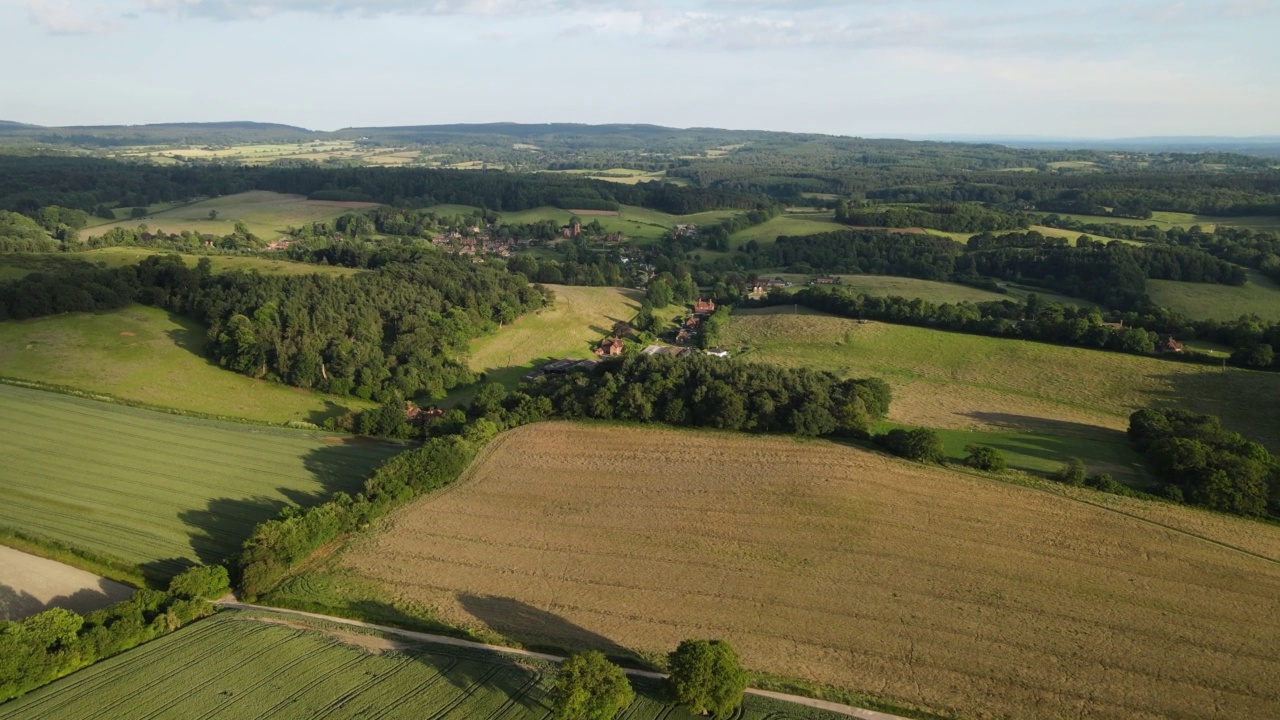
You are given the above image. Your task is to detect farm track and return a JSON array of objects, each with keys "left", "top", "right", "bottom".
[{"left": 215, "top": 603, "right": 905, "bottom": 720}]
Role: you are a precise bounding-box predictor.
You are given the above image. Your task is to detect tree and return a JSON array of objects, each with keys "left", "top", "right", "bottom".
[
  {"left": 963, "top": 444, "right": 1006, "bottom": 472},
  {"left": 879, "top": 428, "right": 945, "bottom": 463},
  {"left": 208, "top": 209, "right": 219, "bottom": 220},
  {"left": 129, "top": 207, "right": 148, "bottom": 218},
  {"left": 1058, "top": 457, "right": 1086, "bottom": 486},
  {"left": 646, "top": 279, "right": 674, "bottom": 309},
  {"left": 667, "top": 639, "right": 748, "bottom": 719},
  {"left": 548, "top": 650, "right": 635, "bottom": 720},
  {"left": 168, "top": 565, "right": 231, "bottom": 600}
]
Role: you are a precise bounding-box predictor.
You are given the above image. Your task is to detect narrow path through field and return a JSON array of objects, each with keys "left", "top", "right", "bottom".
[{"left": 216, "top": 600, "right": 911, "bottom": 720}]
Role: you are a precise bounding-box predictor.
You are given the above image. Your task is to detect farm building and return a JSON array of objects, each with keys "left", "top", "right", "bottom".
[
  {"left": 1159, "top": 336, "right": 1184, "bottom": 353},
  {"left": 595, "top": 338, "right": 625, "bottom": 357},
  {"left": 705, "top": 348, "right": 730, "bottom": 358},
  {"left": 694, "top": 298, "right": 716, "bottom": 314},
  {"left": 642, "top": 345, "right": 693, "bottom": 357}
]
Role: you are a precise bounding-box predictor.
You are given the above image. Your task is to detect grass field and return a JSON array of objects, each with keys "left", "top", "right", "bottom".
[
  {"left": 0, "top": 305, "right": 372, "bottom": 424},
  {"left": 0, "top": 610, "right": 847, "bottom": 720},
  {"left": 720, "top": 308, "right": 1280, "bottom": 473},
  {"left": 466, "top": 285, "right": 648, "bottom": 391},
  {"left": 0, "top": 248, "right": 362, "bottom": 282},
  {"left": 1038, "top": 211, "right": 1280, "bottom": 232},
  {"left": 729, "top": 214, "right": 841, "bottom": 245},
  {"left": 771, "top": 275, "right": 1010, "bottom": 304},
  {"left": 489, "top": 205, "right": 741, "bottom": 242},
  {"left": 335, "top": 422, "right": 1280, "bottom": 720},
  {"left": 0, "top": 384, "right": 399, "bottom": 577},
  {"left": 84, "top": 191, "right": 378, "bottom": 240},
  {"left": 1149, "top": 270, "right": 1280, "bottom": 320}
]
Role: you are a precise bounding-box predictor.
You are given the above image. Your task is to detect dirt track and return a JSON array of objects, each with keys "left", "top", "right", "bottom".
[{"left": 0, "top": 545, "right": 134, "bottom": 621}]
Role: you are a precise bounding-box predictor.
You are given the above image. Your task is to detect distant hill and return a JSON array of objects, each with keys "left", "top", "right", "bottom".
[{"left": 0, "top": 121, "right": 319, "bottom": 146}]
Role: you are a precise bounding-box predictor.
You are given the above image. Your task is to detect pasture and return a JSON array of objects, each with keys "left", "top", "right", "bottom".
[
  {"left": 0, "top": 611, "right": 847, "bottom": 720},
  {"left": 770, "top": 275, "right": 1010, "bottom": 304},
  {"left": 1037, "top": 210, "right": 1280, "bottom": 232},
  {"left": 84, "top": 191, "right": 378, "bottom": 240},
  {"left": 720, "top": 308, "right": 1280, "bottom": 470},
  {"left": 0, "top": 384, "right": 399, "bottom": 578},
  {"left": 729, "top": 213, "right": 841, "bottom": 245},
  {"left": 493, "top": 205, "right": 741, "bottom": 241},
  {"left": 467, "top": 285, "right": 645, "bottom": 389},
  {"left": 0, "top": 248, "right": 361, "bottom": 281},
  {"left": 0, "top": 305, "right": 372, "bottom": 424},
  {"left": 1149, "top": 270, "right": 1280, "bottom": 320},
  {"left": 339, "top": 422, "right": 1280, "bottom": 720}
]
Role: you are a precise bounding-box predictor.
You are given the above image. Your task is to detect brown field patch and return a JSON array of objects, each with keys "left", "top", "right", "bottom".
[
  {"left": 343, "top": 422, "right": 1280, "bottom": 720},
  {"left": 118, "top": 331, "right": 135, "bottom": 337}
]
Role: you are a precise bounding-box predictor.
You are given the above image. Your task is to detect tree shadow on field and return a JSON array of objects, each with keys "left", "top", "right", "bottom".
[
  {"left": 173, "top": 438, "right": 399, "bottom": 571},
  {"left": 456, "top": 594, "right": 648, "bottom": 669},
  {"left": 1140, "top": 368, "right": 1280, "bottom": 451},
  {"left": 963, "top": 412, "right": 1125, "bottom": 441},
  {"left": 0, "top": 579, "right": 135, "bottom": 622},
  {"left": 163, "top": 321, "right": 221, "bottom": 369}
]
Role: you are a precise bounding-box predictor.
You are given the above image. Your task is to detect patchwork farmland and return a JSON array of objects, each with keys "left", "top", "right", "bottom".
[
  {"left": 0, "top": 384, "right": 399, "bottom": 578},
  {"left": 337, "top": 422, "right": 1280, "bottom": 720},
  {"left": 0, "top": 611, "right": 847, "bottom": 720}
]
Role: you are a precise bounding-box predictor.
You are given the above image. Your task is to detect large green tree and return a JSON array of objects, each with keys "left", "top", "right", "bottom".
[
  {"left": 549, "top": 650, "right": 635, "bottom": 720},
  {"left": 667, "top": 639, "right": 748, "bottom": 720}
]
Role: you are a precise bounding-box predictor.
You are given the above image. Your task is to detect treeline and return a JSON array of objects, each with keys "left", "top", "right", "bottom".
[
  {"left": 0, "top": 565, "right": 229, "bottom": 702},
  {"left": 0, "top": 254, "right": 549, "bottom": 401},
  {"left": 1129, "top": 409, "right": 1280, "bottom": 518},
  {"left": 759, "top": 287, "right": 1168, "bottom": 355},
  {"left": 834, "top": 201, "right": 1030, "bottom": 233},
  {"left": 1038, "top": 215, "right": 1280, "bottom": 283},
  {"left": 238, "top": 433, "right": 481, "bottom": 596},
  {"left": 524, "top": 354, "right": 892, "bottom": 437},
  {"left": 760, "top": 229, "right": 1243, "bottom": 309},
  {"left": 695, "top": 204, "right": 781, "bottom": 251},
  {"left": 0, "top": 156, "right": 763, "bottom": 217}
]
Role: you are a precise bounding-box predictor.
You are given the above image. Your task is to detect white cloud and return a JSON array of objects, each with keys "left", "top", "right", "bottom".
[{"left": 25, "top": 0, "right": 115, "bottom": 33}]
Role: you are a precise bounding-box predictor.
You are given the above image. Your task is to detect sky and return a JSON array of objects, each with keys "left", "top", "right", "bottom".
[{"left": 3, "top": 0, "right": 1278, "bottom": 138}]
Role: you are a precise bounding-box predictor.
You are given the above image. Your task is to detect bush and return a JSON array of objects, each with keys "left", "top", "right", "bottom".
[
  {"left": 667, "top": 639, "right": 748, "bottom": 720},
  {"left": 879, "top": 428, "right": 945, "bottom": 463},
  {"left": 963, "top": 444, "right": 1006, "bottom": 472},
  {"left": 1058, "top": 457, "right": 1086, "bottom": 486},
  {"left": 549, "top": 650, "right": 635, "bottom": 720},
  {"left": 167, "top": 565, "right": 231, "bottom": 600}
]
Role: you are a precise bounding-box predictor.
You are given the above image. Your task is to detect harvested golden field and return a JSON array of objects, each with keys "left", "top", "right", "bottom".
[{"left": 343, "top": 423, "right": 1280, "bottom": 720}]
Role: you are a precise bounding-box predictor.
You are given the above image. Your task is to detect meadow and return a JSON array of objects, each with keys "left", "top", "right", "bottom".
[
  {"left": 1149, "top": 270, "right": 1280, "bottom": 320},
  {"left": 0, "top": 611, "right": 847, "bottom": 720},
  {"left": 84, "top": 191, "right": 378, "bottom": 240},
  {"left": 1037, "top": 210, "right": 1280, "bottom": 232},
  {"left": 0, "top": 384, "right": 399, "bottom": 578},
  {"left": 474, "top": 204, "right": 741, "bottom": 242},
  {"left": 0, "top": 305, "right": 372, "bottom": 424},
  {"left": 720, "top": 308, "right": 1280, "bottom": 475},
  {"left": 770, "top": 275, "right": 1010, "bottom": 304},
  {"left": 466, "top": 284, "right": 662, "bottom": 391},
  {"left": 729, "top": 213, "right": 841, "bottom": 245},
  {"left": 0, "top": 248, "right": 362, "bottom": 282},
  {"left": 337, "top": 422, "right": 1280, "bottom": 720}
]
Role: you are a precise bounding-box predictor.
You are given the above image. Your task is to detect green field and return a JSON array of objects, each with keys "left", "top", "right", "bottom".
[
  {"left": 0, "top": 384, "right": 399, "bottom": 577},
  {"left": 1038, "top": 211, "right": 1280, "bottom": 232},
  {"left": 729, "top": 213, "right": 841, "bottom": 245},
  {"left": 0, "top": 305, "right": 372, "bottom": 424},
  {"left": 83, "top": 191, "right": 379, "bottom": 240},
  {"left": 771, "top": 275, "right": 1009, "bottom": 304},
  {"left": 0, "top": 248, "right": 362, "bottom": 281},
  {"left": 0, "top": 611, "right": 845, "bottom": 720},
  {"left": 722, "top": 308, "right": 1280, "bottom": 478},
  {"left": 1149, "top": 270, "right": 1280, "bottom": 320},
  {"left": 485, "top": 205, "right": 741, "bottom": 242}
]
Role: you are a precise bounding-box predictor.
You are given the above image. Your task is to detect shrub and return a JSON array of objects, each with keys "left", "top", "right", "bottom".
[
  {"left": 549, "top": 650, "right": 635, "bottom": 720},
  {"left": 667, "top": 639, "right": 748, "bottom": 720},
  {"left": 879, "top": 428, "right": 945, "bottom": 463},
  {"left": 167, "top": 565, "right": 231, "bottom": 600},
  {"left": 1058, "top": 458, "right": 1086, "bottom": 486},
  {"left": 963, "top": 444, "right": 1006, "bottom": 472}
]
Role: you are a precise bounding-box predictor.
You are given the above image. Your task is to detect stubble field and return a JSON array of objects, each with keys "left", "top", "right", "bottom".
[
  {"left": 339, "top": 422, "right": 1280, "bottom": 720},
  {"left": 0, "top": 611, "right": 845, "bottom": 720},
  {"left": 0, "top": 384, "right": 399, "bottom": 578}
]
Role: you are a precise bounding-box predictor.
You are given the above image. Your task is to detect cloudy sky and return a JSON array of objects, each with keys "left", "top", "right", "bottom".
[{"left": 5, "top": 0, "right": 1278, "bottom": 137}]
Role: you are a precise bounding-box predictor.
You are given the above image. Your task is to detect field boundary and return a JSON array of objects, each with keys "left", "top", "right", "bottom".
[
  {"left": 217, "top": 601, "right": 914, "bottom": 720},
  {"left": 0, "top": 525, "right": 146, "bottom": 589}
]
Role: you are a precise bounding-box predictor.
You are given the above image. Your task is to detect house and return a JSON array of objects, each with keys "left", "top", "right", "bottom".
[
  {"left": 705, "top": 348, "right": 730, "bottom": 358},
  {"left": 693, "top": 298, "right": 716, "bottom": 315},
  {"left": 1101, "top": 321, "right": 1124, "bottom": 330},
  {"left": 1160, "top": 336, "right": 1184, "bottom": 353},
  {"left": 675, "top": 329, "right": 694, "bottom": 345},
  {"left": 562, "top": 221, "right": 582, "bottom": 239},
  {"left": 684, "top": 316, "right": 701, "bottom": 328},
  {"left": 813, "top": 275, "right": 840, "bottom": 285},
  {"left": 595, "top": 337, "right": 625, "bottom": 357}
]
